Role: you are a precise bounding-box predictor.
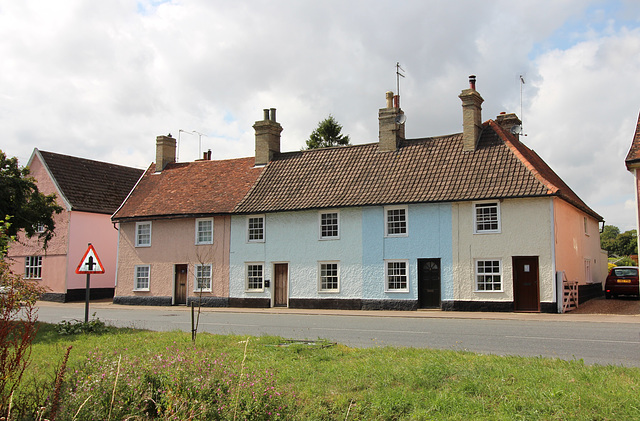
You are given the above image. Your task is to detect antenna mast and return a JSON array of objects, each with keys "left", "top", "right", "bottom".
[
  {"left": 396, "top": 62, "right": 405, "bottom": 105},
  {"left": 519, "top": 75, "right": 525, "bottom": 134}
]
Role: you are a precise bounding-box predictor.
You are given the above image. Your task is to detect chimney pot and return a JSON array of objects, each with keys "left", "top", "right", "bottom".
[
  {"left": 469, "top": 75, "right": 477, "bottom": 90},
  {"left": 385, "top": 91, "right": 394, "bottom": 108},
  {"left": 270, "top": 108, "right": 277, "bottom": 122},
  {"left": 263, "top": 109, "right": 270, "bottom": 120}
]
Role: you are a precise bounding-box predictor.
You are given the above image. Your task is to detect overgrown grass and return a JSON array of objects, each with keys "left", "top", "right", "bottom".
[{"left": 9, "top": 322, "right": 640, "bottom": 420}]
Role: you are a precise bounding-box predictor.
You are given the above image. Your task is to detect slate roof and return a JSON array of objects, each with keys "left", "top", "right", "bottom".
[
  {"left": 37, "top": 150, "right": 144, "bottom": 214},
  {"left": 625, "top": 111, "right": 640, "bottom": 168},
  {"left": 235, "top": 120, "right": 602, "bottom": 221},
  {"left": 112, "top": 157, "right": 262, "bottom": 221}
]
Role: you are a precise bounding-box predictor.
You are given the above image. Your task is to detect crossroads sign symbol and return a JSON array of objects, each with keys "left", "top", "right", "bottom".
[{"left": 75, "top": 243, "right": 105, "bottom": 274}]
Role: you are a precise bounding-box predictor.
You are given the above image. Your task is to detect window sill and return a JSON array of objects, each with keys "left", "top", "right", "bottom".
[
  {"left": 133, "top": 289, "right": 150, "bottom": 292},
  {"left": 474, "top": 290, "right": 504, "bottom": 293},
  {"left": 245, "top": 289, "right": 265, "bottom": 293},
  {"left": 385, "top": 289, "right": 409, "bottom": 293}
]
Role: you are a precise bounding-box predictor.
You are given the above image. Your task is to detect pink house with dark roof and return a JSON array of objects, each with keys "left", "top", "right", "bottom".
[{"left": 8, "top": 149, "right": 144, "bottom": 301}]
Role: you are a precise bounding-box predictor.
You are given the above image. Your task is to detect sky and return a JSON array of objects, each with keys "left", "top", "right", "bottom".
[{"left": 2, "top": 0, "right": 640, "bottom": 231}]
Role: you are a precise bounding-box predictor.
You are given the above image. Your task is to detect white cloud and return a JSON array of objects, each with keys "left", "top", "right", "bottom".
[{"left": 1, "top": 0, "right": 639, "bottom": 229}]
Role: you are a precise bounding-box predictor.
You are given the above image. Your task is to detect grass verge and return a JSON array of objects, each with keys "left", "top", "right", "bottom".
[{"left": 8, "top": 322, "right": 640, "bottom": 420}]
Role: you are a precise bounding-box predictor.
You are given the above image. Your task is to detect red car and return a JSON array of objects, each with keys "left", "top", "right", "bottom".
[{"left": 604, "top": 266, "right": 639, "bottom": 299}]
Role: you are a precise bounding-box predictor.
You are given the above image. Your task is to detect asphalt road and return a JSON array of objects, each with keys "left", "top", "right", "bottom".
[{"left": 34, "top": 301, "right": 640, "bottom": 368}]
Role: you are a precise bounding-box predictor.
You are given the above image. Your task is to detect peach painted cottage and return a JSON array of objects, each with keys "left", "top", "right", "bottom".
[
  {"left": 625, "top": 111, "right": 640, "bottom": 253},
  {"left": 111, "top": 136, "right": 262, "bottom": 306},
  {"left": 8, "top": 149, "right": 144, "bottom": 301}
]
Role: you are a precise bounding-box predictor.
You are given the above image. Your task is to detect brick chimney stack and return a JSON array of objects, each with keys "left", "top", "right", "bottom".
[
  {"left": 459, "top": 75, "right": 484, "bottom": 152},
  {"left": 378, "top": 91, "right": 405, "bottom": 152},
  {"left": 496, "top": 112, "right": 522, "bottom": 140},
  {"left": 254, "top": 108, "right": 282, "bottom": 166},
  {"left": 155, "top": 134, "right": 176, "bottom": 172}
]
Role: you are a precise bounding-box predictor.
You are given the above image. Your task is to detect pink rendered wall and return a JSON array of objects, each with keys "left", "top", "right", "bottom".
[
  {"left": 66, "top": 211, "right": 118, "bottom": 289},
  {"left": 554, "top": 198, "right": 607, "bottom": 285},
  {"left": 7, "top": 153, "right": 71, "bottom": 294},
  {"left": 115, "top": 216, "right": 231, "bottom": 300}
]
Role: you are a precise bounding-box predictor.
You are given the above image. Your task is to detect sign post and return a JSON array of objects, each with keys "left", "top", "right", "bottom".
[{"left": 75, "top": 243, "right": 105, "bottom": 322}]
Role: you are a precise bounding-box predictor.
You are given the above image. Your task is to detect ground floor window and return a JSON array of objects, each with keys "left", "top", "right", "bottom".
[
  {"left": 134, "top": 265, "right": 150, "bottom": 291},
  {"left": 385, "top": 260, "right": 409, "bottom": 292},
  {"left": 194, "top": 264, "right": 212, "bottom": 292},
  {"left": 476, "top": 259, "right": 502, "bottom": 291},
  {"left": 319, "top": 261, "right": 339, "bottom": 292},
  {"left": 25, "top": 256, "right": 42, "bottom": 279},
  {"left": 246, "top": 263, "right": 264, "bottom": 291}
]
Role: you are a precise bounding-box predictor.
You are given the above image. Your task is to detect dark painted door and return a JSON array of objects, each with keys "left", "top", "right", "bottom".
[
  {"left": 418, "top": 258, "right": 441, "bottom": 308},
  {"left": 274, "top": 263, "right": 288, "bottom": 307},
  {"left": 174, "top": 264, "right": 187, "bottom": 305},
  {"left": 513, "top": 256, "right": 540, "bottom": 312}
]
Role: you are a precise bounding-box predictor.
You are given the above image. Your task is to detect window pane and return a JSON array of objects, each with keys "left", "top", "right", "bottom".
[
  {"left": 320, "top": 263, "right": 339, "bottom": 290},
  {"left": 476, "top": 260, "right": 501, "bottom": 291},
  {"left": 320, "top": 213, "right": 339, "bottom": 238},
  {"left": 135, "top": 266, "right": 150, "bottom": 290},
  {"left": 247, "top": 264, "right": 263, "bottom": 289},
  {"left": 196, "top": 265, "right": 211, "bottom": 290},
  {"left": 387, "top": 261, "right": 407, "bottom": 290},
  {"left": 248, "top": 217, "right": 264, "bottom": 241},
  {"left": 197, "top": 220, "right": 213, "bottom": 244},
  {"left": 475, "top": 203, "right": 499, "bottom": 232},
  {"left": 25, "top": 256, "right": 42, "bottom": 279},
  {"left": 137, "top": 223, "right": 151, "bottom": 245},
  {"left": 387, "top": 208, "right": 407, "bottom": 235}
]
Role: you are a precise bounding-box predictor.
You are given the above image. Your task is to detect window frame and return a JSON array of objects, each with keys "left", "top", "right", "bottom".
[
  {"left": 245, "top": 262, "right": 264, "bottom": 292},
  {"left": 194, "top": 263, "right": 212, "bottom": 292},
  {"left": 318, "top": 261, "right": 340, "bottom": 292},
  {"left": 475, "top": 259, "right": 503, "bottom": 292},
  {"left": 473, "top": 202, "right": 501, "bottom": 234},
  {"left": 384, "top": 259, "right": 409, "bottom": 292},
  {"left": 134, "top": 264, "right": 150, "bottom": 291},
  {"left": 24, "top": 256, "right": 42, "bottom": 279},
  {"left": 247, "top": 215, "right": 265, "bottom": 243},
  {"left": 135, "top": 221, "right": 152, "bottom": 247},
  {"left": 195, "top": 218, "right": 214, "bottom": 245},
  {"left": 384, "top": 205, "right": 408, "bottom": 237},
  {"left": 318, "top": 211, "right": 340, "bottom": 240}
]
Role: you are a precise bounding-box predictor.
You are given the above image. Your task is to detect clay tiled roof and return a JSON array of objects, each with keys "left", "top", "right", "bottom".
[
  {"left": 112, "top": 157, "right": 262, "bottom": 221},
  {"left": 236, "top": 120, "right": 602, "bottom": 221},
  {"left": 37, "top": 150, "right": 144, "bottom": 214},
  {"left": 625, "top": 111, "right": 640, "bottom": 169}
]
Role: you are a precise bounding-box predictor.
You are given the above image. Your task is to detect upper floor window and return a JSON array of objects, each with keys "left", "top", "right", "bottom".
[
  {"left": 584, "top": 217, "right": 589, "bottom": 236},
  {"left": 474, "top": 202, "right": 500, "bottom": 234},
  {"left": 134, "top": 265, "right": 150, "bottom": 291},
  {"left": 195, "top": 218, "right": 214, "bottom": 245},
  {"left": 247, "top": 216, "right": 265, "bottom": 242},
  {"left": 25, "top": 256, "right": 42, "bottom": 279},
  {"left": 246, "top": 263, "right": 264, "bottom": 291},
  {"left": 194, "top": 264, "right": 212, "bottom": 292},
  {"left": 319, "top": 211, "right": 339, "bottom": 240},
  {"left": 385, "top": 206, "right": 408, "bottom": 237},
  {"left": 475, "top": 259, "right": 502, "bottom": 291},
  {"left": 318, "top": 261, "right": 340, "bottom": 292},
  {"left": 135, "top": 221, "right": 152, "bottom": 247},
  {"left": 385, "top": 259, "right": 409, "bottom": 292}
]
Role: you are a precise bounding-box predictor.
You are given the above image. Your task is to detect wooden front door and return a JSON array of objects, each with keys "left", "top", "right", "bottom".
[
  {"left": 418, "top": 258, "right": 441, "bottom": 308},
  {"left": 513, "top": 256, "right": 540, "bottom": 312},
  {"left": 273, "top": 263, "right": 288, "bottom": 307},
  {"left": 174, "top": 264, "right": 187, "bottom": 305}
]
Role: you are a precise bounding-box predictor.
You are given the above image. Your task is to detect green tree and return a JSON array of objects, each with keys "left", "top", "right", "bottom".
[
  {"left": 304, "top": 115, "right": 351, "bottom": 149},
  {"left": 0, "top": 150, "right": 62, "bottom": 252},
  {"left": 600, "top": 225, "right": 620, "bottom": 254}
]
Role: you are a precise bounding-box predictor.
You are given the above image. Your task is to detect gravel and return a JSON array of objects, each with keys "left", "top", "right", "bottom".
[{"left": 570, "top": 296, "right": 640, "bottom": 315}]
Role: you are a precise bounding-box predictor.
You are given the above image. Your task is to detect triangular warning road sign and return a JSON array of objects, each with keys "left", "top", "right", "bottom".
[{"left": 76, "top": 244, "right": 105, "bottom": 274}]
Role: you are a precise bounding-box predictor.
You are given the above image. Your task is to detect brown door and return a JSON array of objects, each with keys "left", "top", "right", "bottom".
[
  {"left": 418, "top": 258, "right": 441, "bottom": 308},
  {"left": 174, "top": 264, "right": 187, "bottom": 305},
  {"left": 274, "top": 263, "right": 288, "bottom": 307},
  {"left": 513, "top": 256, "right": 540, "bottom": 312}
]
